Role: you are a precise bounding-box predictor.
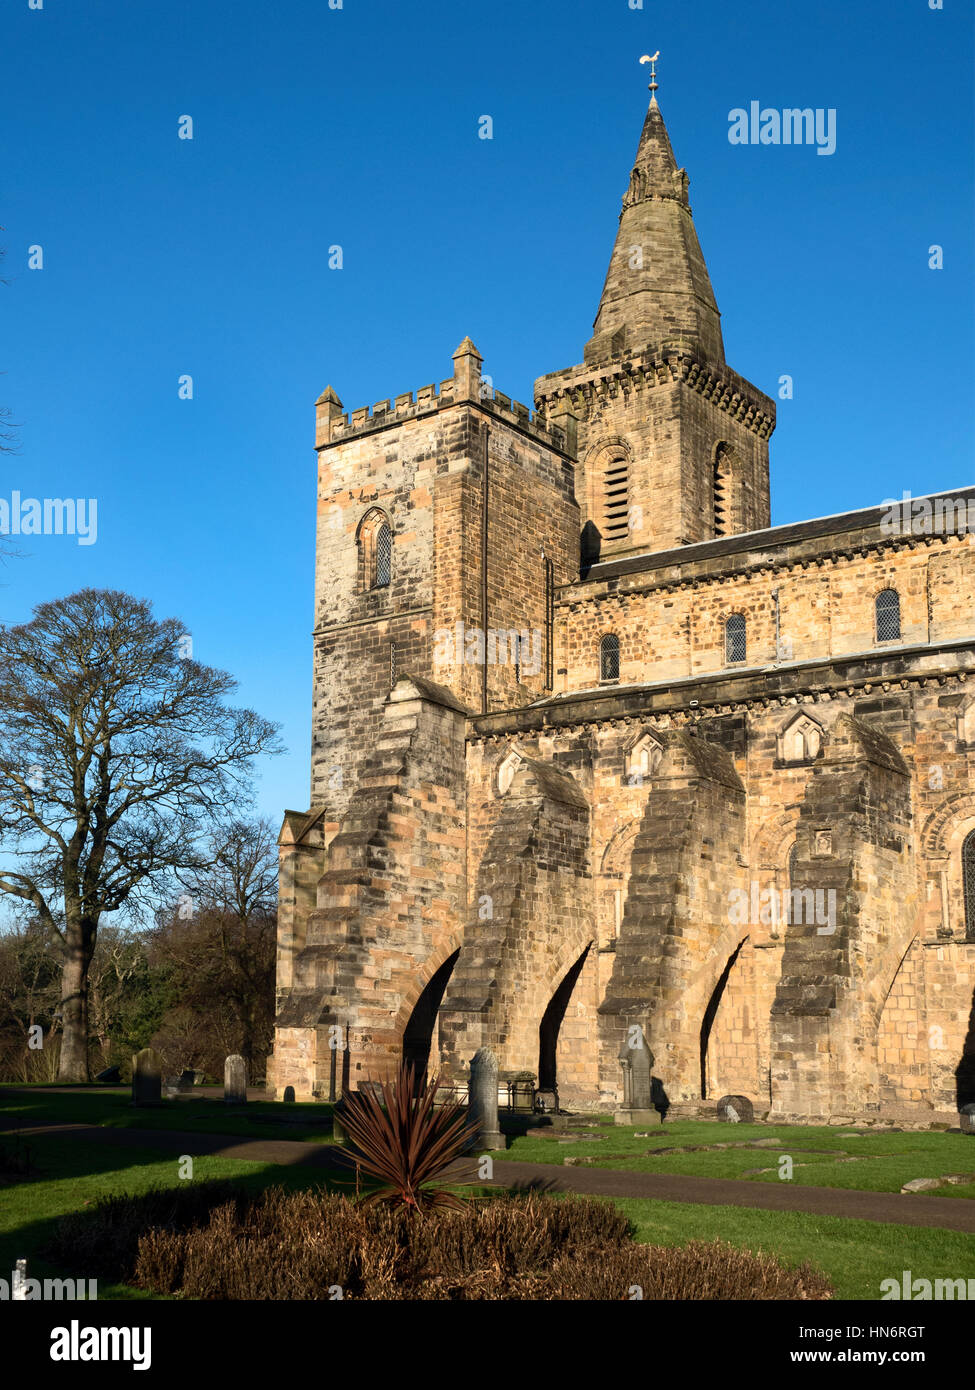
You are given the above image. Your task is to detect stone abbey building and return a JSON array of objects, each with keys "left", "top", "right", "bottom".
[{"left": 269, "top": 94, "right": 975, "bottom": 1124}]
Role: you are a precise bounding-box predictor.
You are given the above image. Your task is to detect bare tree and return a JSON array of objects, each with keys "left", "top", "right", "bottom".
[
  {"left": 160, "top": 817, "right": 279, "bottom": 1073},
  {"left": 0, "top": 588, "right": 283, "bottom": 1080},
  {"left": 87, "top": 925, "right": 147, "bottom": 1070},
  {"left": 0, "top": 916, "right": 62, "bottom": 1079}
]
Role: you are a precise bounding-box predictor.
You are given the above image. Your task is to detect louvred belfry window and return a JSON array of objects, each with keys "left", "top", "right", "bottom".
[
  {"left": 713, "top": 444, "right": 732, "bottom": 537},
  {"left": 602, "top": 453, "right": 630, "bottom": 544}
]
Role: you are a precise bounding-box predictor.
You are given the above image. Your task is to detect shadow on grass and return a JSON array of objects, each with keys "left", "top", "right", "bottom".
[
  {"left": 0, "top": 1129, "right": 364, "bottom": 1296},
  {"left": 0, "top": 1085, "right": 335, "bottom": 1143}
]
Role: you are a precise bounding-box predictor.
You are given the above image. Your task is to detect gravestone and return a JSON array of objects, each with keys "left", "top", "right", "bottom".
[
  {"left": 614, "top": 1027, "right": 656, "bottom": 1125},
  {"left": 131, "top": 1048, "right": 162, "bottom": 1106},
  {"left": 960, "top": 1103, "right": 975, "bottom": 1136},
  {"left": 717, "top": 1094, "right": 754, "bottom": 1124},
  {"left": 94, "top": 1065, "right": 121, "bottom": 1085},
  {"left": 468, "top": 1048, "right": 505, "bottom": 1150},
  {"left": 224, "top": 1054, "right": 247, "bottom": 1104},
  {"left": 282, "top": 1085, "right": 295, "bottom": 1103}
]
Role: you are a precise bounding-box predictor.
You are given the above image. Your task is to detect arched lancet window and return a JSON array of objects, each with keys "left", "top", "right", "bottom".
[
  {"left": 725, "top": 613, "right": 746, "bottom": 664},
  {"left": 963, "top": 830, "right": 975, "bottom": 941},
  {"left": 357, "top": 509, "right": 392, "bottom": 592},
  {"left": 875, "top": 588, "right": 900, "bottom": 643},
  {"left": 788, "top": 842, "right": 798, "bottom": 888},
  {"left": 375, "top": 523, "right": 392, "bottom": 588},
  {"left": 600, "top": 633, "right": 620, "bottom": 682}
]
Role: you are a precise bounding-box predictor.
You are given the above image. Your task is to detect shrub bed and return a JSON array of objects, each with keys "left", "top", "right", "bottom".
[{"left": 49, "top": 1183, "right": 832, "bottom": 1300}]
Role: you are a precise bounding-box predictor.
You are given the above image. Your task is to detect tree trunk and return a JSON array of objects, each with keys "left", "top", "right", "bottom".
[{"left": 58, "top": 936, "right": 91, "bottom": 1081}]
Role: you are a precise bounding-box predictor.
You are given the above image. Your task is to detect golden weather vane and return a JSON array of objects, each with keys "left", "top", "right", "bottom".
[{"left": 639, "top": 51, "right": 660, "bottom": 95}]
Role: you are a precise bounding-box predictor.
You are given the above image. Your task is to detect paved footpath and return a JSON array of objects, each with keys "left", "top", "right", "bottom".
[{"left": 5, "top": 1116, "right": 975, "bottom": 1234}]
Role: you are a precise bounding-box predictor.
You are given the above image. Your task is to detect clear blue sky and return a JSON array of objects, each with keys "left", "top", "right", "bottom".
[{"left": 2, "top": 0, "right": 973, "bottom": 824}]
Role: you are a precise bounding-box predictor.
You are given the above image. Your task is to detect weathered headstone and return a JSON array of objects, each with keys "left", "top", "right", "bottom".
[
  {"left": 282, "top": 1085, "right": 295, "bottom": 1103},
  {"left": 615, "top": 1027, "right": 656, "bottom": 1125},
  {"left": 717, "top": 1094, "right": 754, "bottom": 1124},
  {"left": 960, "top": 1102, "right": 975, "bottom": 1136},
  {"left": 94, "top": 1065, "right": 121, "bottom": 1085},
  {"left": 468, "top": 1047, "right": 505, "bottom": 1150},
  {"left": 224, "top": 1054, "right": 247, "bottom": 1104},
  {"left": 131, "top": 1048, "right": 162, "bottom": 1106}
]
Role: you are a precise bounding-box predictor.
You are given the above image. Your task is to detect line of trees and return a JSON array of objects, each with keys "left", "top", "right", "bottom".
[
  {"left": 0, "top": 825, "right": 278, "bottom": 1082},
  {"left": 0, "top": 589, "right": 284, "bottom": 1082}
]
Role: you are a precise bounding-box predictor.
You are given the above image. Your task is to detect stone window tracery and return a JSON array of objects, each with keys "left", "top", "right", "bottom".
[
  {"left": 497, "top": 749, "right": 523, "bottom": 796},
  {"left": 357, "top": 509, "right": 392, "bottom": 592},
  {"left": 625, "top": 731, "right": 662, "bottom": 785},
  {"left": 777, "top": 712, "right": 824, "bottom": 764}
]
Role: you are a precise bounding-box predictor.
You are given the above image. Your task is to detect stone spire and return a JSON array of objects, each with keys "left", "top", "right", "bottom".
[{"left": 584, "top": 97, "right": 725, "bottom": 368}]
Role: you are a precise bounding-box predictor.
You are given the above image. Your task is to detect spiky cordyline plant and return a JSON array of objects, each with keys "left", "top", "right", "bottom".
[{"left": 336, "top": 1062, "right": 478, "bottom": 1213}]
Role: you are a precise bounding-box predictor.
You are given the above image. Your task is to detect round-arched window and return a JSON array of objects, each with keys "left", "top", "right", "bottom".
[
  {"left": 875, "top": 588, "right": 900, "bottom": 643},
  {"left": 725, "top": 613, "right": 746, "bottom": 664},
  {"left": 600, "top": 633, "right": 620, "bottom": 682}
]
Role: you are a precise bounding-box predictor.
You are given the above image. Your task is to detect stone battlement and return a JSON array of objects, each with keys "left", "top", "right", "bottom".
[{"left": 315, "top": 337, "right": 569, "bottom": 454}]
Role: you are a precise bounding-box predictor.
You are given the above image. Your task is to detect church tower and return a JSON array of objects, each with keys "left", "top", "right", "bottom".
[{"left": 536, "top": 90, "right": 775, "bottom": 562}]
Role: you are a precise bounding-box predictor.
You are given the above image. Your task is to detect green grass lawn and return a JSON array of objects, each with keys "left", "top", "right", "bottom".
[
  {"left": 612, "top": 1198, "right": 975, "bottom": 1301},
  {"left": 0, "top": 1132, "right": 356, "bottom": 1299},
  {"left": 493, "top": 1117, "right": 975, "bottom": 1196},
  {"left": 3, "top": 1128, "right": 974, "bottom": 1301},
  {"left": 0, "top": 1085, "right": 335, "bottom": 1143}
]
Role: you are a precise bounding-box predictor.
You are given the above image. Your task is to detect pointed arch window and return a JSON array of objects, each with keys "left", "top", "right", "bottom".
[
  {"left": 600, "top": 633, "right": 620, "bottom": 683},
  {"left": 875, "top": 588, "right": 900, "bottom": 643},
  {"left": 963, "top": 830, "right": 975, "bottom": 941},
  {"left": 725, "top": 613, "right": 746, "bottom": 664},
  {"left": 788, "top": 842, "right": 799, "bottom": 888},
  {"left": 357, "top": 509, "right": 392, "bottom": 592},
  {"left": 375, "top": 523, "right": 392, "bottom": 588}
]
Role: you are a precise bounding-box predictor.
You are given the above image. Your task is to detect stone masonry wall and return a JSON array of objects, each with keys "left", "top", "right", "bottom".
[
  {"left": 438, "top": 757, "right": 596, "bottom": 1105},
  {"left": 269, "top": 677, "right": 468, "bottom": 1099},
  {"left": 558, "top": 529, "right": 973, "bottom": 692}
]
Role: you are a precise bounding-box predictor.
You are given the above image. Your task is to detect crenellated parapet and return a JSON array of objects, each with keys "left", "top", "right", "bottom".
[{"left": 315, "top": 338, "right": 570, "bottom": 455}]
